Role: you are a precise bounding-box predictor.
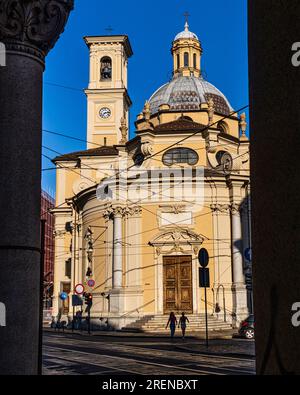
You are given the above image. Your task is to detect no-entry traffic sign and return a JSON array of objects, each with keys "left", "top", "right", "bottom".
[{"left": 74, "top": 283, "right": 85, "bottom": 295}]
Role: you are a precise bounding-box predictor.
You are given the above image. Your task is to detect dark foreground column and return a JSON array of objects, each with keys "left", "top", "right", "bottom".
[
  {"left": 249, "top": 0, "right": 300, "bottom": 374},
  {"left": 0, "top": 0, "right": 74, "bottom": 375}
]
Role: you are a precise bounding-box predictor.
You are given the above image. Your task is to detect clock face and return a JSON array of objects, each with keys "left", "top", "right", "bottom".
[{"left": 99, "top": 107, "right": 111, "bottom": 119}]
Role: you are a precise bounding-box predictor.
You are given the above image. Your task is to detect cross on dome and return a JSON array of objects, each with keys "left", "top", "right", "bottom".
[
  {"left": 174, "top": 13, "right": 199, "bottom": 41},
  {"left": 184, "top": 11, "right": 190, "bottom": 31}
]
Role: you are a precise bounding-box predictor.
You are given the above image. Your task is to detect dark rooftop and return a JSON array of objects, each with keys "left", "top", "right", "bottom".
[{"left": 53, "top": 146, "right": 119, "bottom": 162}]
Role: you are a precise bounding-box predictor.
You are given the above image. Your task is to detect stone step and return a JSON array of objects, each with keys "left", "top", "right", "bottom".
[{"left": 122, "top": 314, "right": 232, "bottom": 333}]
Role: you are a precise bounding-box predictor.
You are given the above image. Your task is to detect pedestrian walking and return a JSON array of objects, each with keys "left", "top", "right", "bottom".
[
  {"left": 165, "top": 312, "right": 177, "bottom": 339},
  {"left": 75, "top": 309, "right": 83, "bottom": 330},
  {"left": 178, "top": 312, "right": 189, "bottom": 339}
]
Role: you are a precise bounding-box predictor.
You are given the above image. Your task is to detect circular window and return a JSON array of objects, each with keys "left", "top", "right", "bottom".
[
  {"left": 162, "top": 148, "right": 199, "bottom": 166},
  {"left": 216, "top": 151, "right": 233, "bottom": 174}
]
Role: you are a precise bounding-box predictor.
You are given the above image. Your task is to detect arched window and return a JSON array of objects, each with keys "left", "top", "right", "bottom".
[
  {"left": 100, "top": 56, "right": 112, "bottom": 80},
  {"left": 193, "top": 53, "right": 197, "bottom": 69},
  {"left": 184, "top": 52, "right": 189, "bottom": 67},
  {"left": 218, "top": 121, "right": 229, "bottom": 134},
  {"left": 177, "top": 54, "right": 180, "bottom": 69},
  {"left": 163, "top": 148, "right": 199, "bottom": 166}
]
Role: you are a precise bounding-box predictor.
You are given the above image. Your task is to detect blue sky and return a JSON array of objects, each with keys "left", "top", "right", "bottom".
[{"left": 42, "top": 0, "right": 248, "bottom": 196}]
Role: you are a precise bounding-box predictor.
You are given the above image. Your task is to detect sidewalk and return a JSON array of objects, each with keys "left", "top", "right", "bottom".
[{"left": 44, "top": 326, "right": 235, "bottom": 340}]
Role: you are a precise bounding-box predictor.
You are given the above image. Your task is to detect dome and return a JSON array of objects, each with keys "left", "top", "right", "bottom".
[
  {"left": 148, "top": 75, "right": 233, "bottom": 116},
  {"left": 174, "top": 22, "right": 199, "bottom": 41}
]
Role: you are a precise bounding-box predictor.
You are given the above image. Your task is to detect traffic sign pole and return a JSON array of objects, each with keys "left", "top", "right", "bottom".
[
  {"left": 204, "top": 287, "right": 208, "bottom": 348},
  {"left": 198, "top": 248, "right": 210, "bottom": 348}
]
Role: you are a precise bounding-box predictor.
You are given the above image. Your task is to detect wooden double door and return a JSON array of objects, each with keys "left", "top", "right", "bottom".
[{"left": 163, "top": 256, "right": 193, "bottom": 314}]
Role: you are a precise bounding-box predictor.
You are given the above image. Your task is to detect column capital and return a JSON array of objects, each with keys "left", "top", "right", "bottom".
[
  {"left": 112, "top": 206, "right": 125, "bottom": 217},
  {"left": 103, "top": 205, "right": 127, "bottom": 218},
  {"left": 230, "top": 203, "right": 241, "bottom": 215},
  {"left": 0, "top": 0, "right": 74, "bottom": 66},
  {"left": 210, "top": 203, "right": 231, "bottom": 213},
  {"left": 124, "top": 205, "right": 142, "bottom": 217}
]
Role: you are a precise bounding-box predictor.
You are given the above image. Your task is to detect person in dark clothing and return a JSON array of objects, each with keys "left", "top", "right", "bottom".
[
  {"left": 166, "top": 312, "right": 178, "bottom": 339},
  {"left": 178, "top": 312, "right": 189, "bottom": 339}
]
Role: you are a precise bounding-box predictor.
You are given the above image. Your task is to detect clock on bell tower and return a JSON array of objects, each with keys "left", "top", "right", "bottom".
[{"left": 84, "top": 35, "right": 133, "bottom": 147}]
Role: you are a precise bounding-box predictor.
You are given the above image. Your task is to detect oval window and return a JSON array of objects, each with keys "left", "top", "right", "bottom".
[{"left": 162, "top": 148, "right": 199, "bottom": 166}]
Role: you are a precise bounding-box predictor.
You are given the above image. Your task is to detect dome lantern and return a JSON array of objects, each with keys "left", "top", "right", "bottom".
[{"left": 172, "top": 14, "right": 202, "bottom": 78}]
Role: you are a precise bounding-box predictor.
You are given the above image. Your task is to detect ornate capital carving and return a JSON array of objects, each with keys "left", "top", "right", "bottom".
[
  {"left": 0, "top": 0, "right": 74, "bottom": 64},
  {"left": 103, "top": 206, "right": 125, "bottom": 218},
  {"left": 124, "top": 205, "right": 142, "bottom": 217},
  {"left": 112, "top": 206, "right": 125, "bottom": 217},
  {"left": 230, "top": 203, "right": 241, "bottom": 215},
  {"left": 210, "top": 204, "right": 231, "bottom": 213}
]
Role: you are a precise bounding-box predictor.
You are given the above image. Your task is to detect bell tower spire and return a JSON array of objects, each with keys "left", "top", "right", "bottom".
[{"left": 172, "top": 14, "right": 202, "bottom": 78}]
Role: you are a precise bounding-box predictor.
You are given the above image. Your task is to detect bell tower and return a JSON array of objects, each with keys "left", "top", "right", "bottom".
[{"left": 84, "top": 35, "right": 133, "bottom": 147}]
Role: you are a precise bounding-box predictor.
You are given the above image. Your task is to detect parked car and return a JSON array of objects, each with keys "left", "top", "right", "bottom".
[{"left": 238, "top": 314, "right": 255, "bottom": 339}]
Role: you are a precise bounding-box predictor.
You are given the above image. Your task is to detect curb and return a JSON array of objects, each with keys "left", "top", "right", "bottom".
[{"left": 43, "top": 327, "right": 236, "bottom": 340}]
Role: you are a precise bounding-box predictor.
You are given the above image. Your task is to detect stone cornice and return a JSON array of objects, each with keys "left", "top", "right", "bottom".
[{"left": 0, "top": 0, "right": 74, "bottom": 65}]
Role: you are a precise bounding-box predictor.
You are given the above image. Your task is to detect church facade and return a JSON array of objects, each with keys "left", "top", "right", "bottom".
[{"left": 52, "top": 22, "right": 251, "bottom": 330}]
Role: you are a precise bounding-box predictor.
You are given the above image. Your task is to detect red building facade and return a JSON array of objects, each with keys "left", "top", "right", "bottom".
[{"left": 41, "top": 191, "right": 55, "bottom": 307}]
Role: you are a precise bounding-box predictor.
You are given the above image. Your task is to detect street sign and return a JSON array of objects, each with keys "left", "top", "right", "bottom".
[
  {"left": 72, "top": 294, "right": 83, "bottom": 306},
  {"left": 87, "top": 279, "right": 95, "bottom": 288},
  {"left": 198, "top": 248, "right": 209, "bottom": 268},
  {"left": 199, "top": 268, "right": 210, "bottom": 288},
  {"left": 59, "top": 292, "right": 68, "bottom": 301},
  {"left": 244, "top": 247, "right": 252, "bottom": 262},
  {"left": 75, "top": 283, "right": 85, "bottom": 295}
]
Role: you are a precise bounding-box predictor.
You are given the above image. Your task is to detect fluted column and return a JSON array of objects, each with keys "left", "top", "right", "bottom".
[
  {"left": 0, "top": 0, "right": 74, "bottom": 375},
  {"left": 113, "top": 207, "right": 123, "bottom": 288}
]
